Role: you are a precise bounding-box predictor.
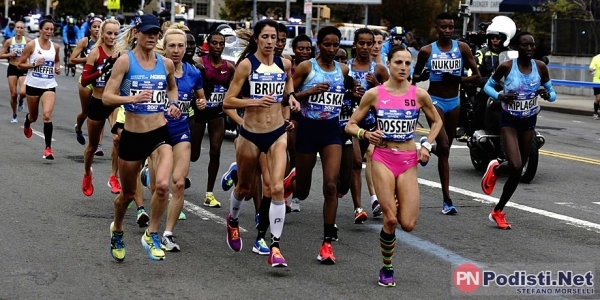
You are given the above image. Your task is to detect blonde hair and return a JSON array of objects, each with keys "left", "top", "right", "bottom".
[
  {"left": 113, "top": 25, "right": 135, "bottom": 55},
  {"left": 156, "top": 28, "right": 186, "bottom": 57},
  {"left": 93, "top": 19, "right": 121, "bottom": 51},
  {"left": 169, "top": 23, "right": 189, "bottom": 32}
]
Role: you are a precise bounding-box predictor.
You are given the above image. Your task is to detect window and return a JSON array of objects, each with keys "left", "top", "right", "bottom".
[{"left": 195, "top": 2, "right": 208, "bottom": 16}]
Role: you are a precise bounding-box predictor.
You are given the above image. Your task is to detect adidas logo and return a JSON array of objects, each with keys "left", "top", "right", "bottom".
[{"left": 181, "top": 134, "right": 188, "bottom": 140}]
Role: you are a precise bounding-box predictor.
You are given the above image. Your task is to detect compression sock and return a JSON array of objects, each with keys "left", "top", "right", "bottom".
[
  {"left": 44, "top": 122, "right": 53, "bottom": 148},
  {"left": 380, "top": 228, "right": 396, "bottom": 269}
]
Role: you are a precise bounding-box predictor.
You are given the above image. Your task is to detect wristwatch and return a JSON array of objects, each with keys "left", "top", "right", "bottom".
[{"left": 421, "top": 141, "right": 432, "bottom": 152}]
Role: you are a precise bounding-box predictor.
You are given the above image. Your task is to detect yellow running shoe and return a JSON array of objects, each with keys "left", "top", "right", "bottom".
[
  {"left": 203, "top": 193, "right": 221, "bottom": 208},
  {"left": 110, "top": 222, "right": 125, "bottom": 262},
  {"left": 141, "top": 229, "right": 165, "bottom": 261}
]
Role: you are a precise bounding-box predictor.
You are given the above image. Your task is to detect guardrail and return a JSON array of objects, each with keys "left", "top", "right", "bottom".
[{"left": 547, "top": 64, "right": 598, "bottom": 94}]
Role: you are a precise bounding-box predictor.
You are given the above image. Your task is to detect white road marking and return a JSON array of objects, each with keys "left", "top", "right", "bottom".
[
  {"left": 21, "top": 126, "right": 56, "bottom": 141},
  {"left": 419, "top": 178, "right": 600, "bottom": 233},
  {"left": 555, "top": 202, "right": 600, "bottom": 216},
  {"left": 183, "top": 200, "right": 248, "bottom": 233},
  {"left": 573, "top": 120, "right": 583, "bottom": 123},
  {"left": 592, "top": 202, "right": 600, "bottom": 206}
]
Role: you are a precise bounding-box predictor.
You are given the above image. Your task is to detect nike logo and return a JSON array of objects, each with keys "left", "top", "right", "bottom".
[
  {"left": 221, "top": 71, "right": 227, "bottom": 74},
  {"left": 334, "top": 77, "right": 341, "bottom": 81},
  {"left": 530, "top": 82, "right": 538, "bottom": 86},
  {"left": 381, "top": 100, "right": 390, "bottom": 104}
]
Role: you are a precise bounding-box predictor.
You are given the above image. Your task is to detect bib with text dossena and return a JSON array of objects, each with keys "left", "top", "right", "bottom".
[
  {"left": 10, "top": 44, "right": 25, "bottom": 58},
  {"left": 125, "top": 79, "right": 168, "bottom": 114},
  {"left": 207, "top": 85, "right": 227, "bottom": 108},
  {"left": 377, "top": 108, "right": 419, "bottom": 142},
  {"left": 503, "top": 92, "right": 540, "bottom": 118},
  {"left": 32, "top": 61, "right": 55, "bottom": 79},
  {"left": 430, "top": 52, "right": 461, "bottom": 76},
  {"left": 303, "top": 84, "right": 346, "bottom": 120},
  {"left": 249, "top": 72, "right": 286, "bottom": 103},
  {"left": 338, "top": 99, "right": 354, "bottom": 128}
]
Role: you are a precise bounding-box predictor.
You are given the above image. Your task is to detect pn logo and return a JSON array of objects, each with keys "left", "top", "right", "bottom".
[{"left": 453, "top": 263, "right": 482, "bottom": 293}]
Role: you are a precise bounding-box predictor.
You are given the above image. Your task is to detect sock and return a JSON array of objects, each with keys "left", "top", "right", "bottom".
[
  {"left": 595, "top": 102, "right": 599, "bottom": 113},
  {"left": 269, "top": 200, "right": 286, "bottom": 249},
  {"left": 43, "top": 122, "right": 53, "bottom": 148},
  {"left": 324, "top": 223, "right": 337, "bottom": 242},
  {"left": 256, "top": 196, "right": 272, "bottom": 240},
  {"left": 12, "top": 114, "right": 16, "bottom": 118},
  {"left": 370, "top": 194, "right": 378, "bottom": 205},
  {"left": 206, "top": 191, "right": 213, "bottom": 196},
  {"left": 24, "top": 113, "right": 31, "bottom": 127},
  {"left": 443, "top": 198, "right": 453, "bottom": 206},
  {"left": 380, "top": 228, "right": 396, "bottom": 269},
  {"left": 163, "top": 231, "right": 173, "bottom": 237},
  {"left": 229, "top": 190, "right": 243, "bottom": 220}
]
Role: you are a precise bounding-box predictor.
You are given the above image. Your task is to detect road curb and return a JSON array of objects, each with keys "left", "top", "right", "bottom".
[{"left": 540, "top": 105, "right": 591, "bottom": 117}]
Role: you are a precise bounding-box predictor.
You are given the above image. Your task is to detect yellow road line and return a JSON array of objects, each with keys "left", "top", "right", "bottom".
[{"left": 416, "top": 127, "right": 600, "bottom": 165}]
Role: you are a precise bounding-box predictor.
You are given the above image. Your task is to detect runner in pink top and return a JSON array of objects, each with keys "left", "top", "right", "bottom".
[{"left": 345, "top": 45, "right": 442, "bottom": 287}]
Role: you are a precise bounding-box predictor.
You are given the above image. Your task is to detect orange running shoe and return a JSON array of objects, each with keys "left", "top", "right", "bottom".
[
  {"left": 82, "top": 171, "right": 94, "bottom": 196},
  {"left": 107, "top": 175, "right": 121, "bottom": 194},
  {"left": 268, "top": 247, "right": 288, "bottom": 267},
  {"left": 354, "top": 207, "right": 368, "bottom": 224},
  {"left": 43, "top": 147, "right": 54, "bottom": 160},
  {"left": 481, "top": 160, "right": 499, "bottom": 195},
  {"left": 283, "top": 168, "right": 296, "bottom": 199},
  {"left": 489, "top": 209, "right": 511, "bottom": 229},
  {"left": 317, "top": 242, "right": 336, "bottom": 264}
]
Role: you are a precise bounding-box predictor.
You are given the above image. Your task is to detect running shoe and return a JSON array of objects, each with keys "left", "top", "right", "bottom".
[
  {"left": 43, "top": 147, "right": 54, "bottom": 160},
  {"left": 109, "top": 222, "right": 125, "bottom": 262},
  {"left": 489, "top": 209, "right": 511, "bottom": 229},
  {"left": 141, "top": 229, "right": 165, "bottom": 260},
  {"left": 317, "top": 242, "right": 336, "bottom": 264},
  {"left": 481, "top": 159, "right": 500, "bottom": 195},
  {"left": 203, "top": 194, "right": 221, "bottom": 208},
  {"left": 594, "top": 113, "right": 599, "bottom": 120},
  {"left": 17, "top": 99, "right": 24, "bottom": 112},
  {"left": 161, "top": 234, "right": 180, "bottom": 252},
  {"left": 107, "top": 175, "right": 121, "bottom": 194},
  {"left": 23, "top": 123, "right": 32, "bottom": 138},
  {"left": 226, "top": 213, "right": 242, "bottom": 252},
  {"left": 442, "top": 202, "right": 458, "bottom": 215},
  {"left": 11, "top": 115, "right": 17, "bottom": 123},
  {"left": 95, "top": 144, "right": 104, "bottom": 156},
  {"left": 283, "top": 168, "right": 296, "bottom": 199},
  {"left": 252, "top": 238, "right": 269, "bottom": 255},
  {"left": 268, "top": 247, "right": 287, "bottom": 267},
  {"left": 372, "top": 200, "right": 382, "bottom": 217},
  {"left": 140, "top": 166, "right": 150, "bottom": 188},
  {"left": 290, "top": 198, "right": 301, "bottom": 212},
  {"left": 74, "top": 123, "right": 86, "bottom": 145},
  {"left": 254, "top": 213, "right": 260, "bottom": 228},
  {"left": 82, "top": 171, "right": 94, "bottom": 197},
  {"left": 284, "top": 199, "right": 292, "bottom": 214},
  {"left": 184, "top": 177, "right": 191, "bottom": 189},
  {"left": 419, "top": 137, "right": 429, "bottom": 167},
  {"left": 136, "top": 208, "right": 149, "bottom": 228},
  {"left": 378, "top": 267, "right": 396, "bottom": 287},
  {"left": 354, "top": 207, "right": 368, "bottom": 224},
  {"left": 178, "top": 211, "right": 186, "bottom": 220},
  {"left": 221, "top": 162, "right": 238, "bottom": 191}
]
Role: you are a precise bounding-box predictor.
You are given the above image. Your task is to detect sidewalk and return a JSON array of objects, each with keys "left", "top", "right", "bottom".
[{"left": 539, "top": 93, "right": 592, "bottom": 116}]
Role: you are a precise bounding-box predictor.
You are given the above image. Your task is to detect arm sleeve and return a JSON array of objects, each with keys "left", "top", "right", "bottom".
[
  {"left": 80, "top": 64, "right": 101, "bottom": 87},
  {"left": 543, "top": 80, "right": 557, "bottom": 102},
  {"left": 484, "top": 77, "right": 500, "bottom": 100}
]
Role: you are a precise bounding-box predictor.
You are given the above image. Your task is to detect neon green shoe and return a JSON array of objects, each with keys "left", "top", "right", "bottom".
[
  {"left": 110, "top": 222, "right": 125, "bottom": 262},
  {"left": 203, "top": 194, "right": 221, "bottom": 208},
  {"left": 141, "top": 229, "right": 165, "bottom": 261}
]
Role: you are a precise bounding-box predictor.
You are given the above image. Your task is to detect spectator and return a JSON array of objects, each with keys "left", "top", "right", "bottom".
[
  {"left": 405, "top": 31, "right": 420, "bottom": 50},
  {"left": 3, "top": 21, "right": 15, "bottom": 40},
  {"left": 589, "top": 53, "right": 600, "bottom": 119}
]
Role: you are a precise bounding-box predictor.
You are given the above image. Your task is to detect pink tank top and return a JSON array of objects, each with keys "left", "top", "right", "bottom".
[{"left": 375, "top": 84, "right": 420, "bottom": 142}]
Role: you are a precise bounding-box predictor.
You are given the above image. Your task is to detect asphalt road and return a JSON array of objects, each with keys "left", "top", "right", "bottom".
[{"left": 0, "top": 48, "right": 599, "bottom": 299}]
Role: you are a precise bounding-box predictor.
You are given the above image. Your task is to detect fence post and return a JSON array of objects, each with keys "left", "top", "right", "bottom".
[{"left": 551, "top": 14, "right": 556, "bottom": 54}]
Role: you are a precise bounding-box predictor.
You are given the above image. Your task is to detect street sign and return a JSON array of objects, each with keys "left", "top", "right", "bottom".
[
  {"left": 304, "top": 1, "right": 312, "bottom": 14},
  {"left": 311, "top": 0, "right": 381, "bottom": 3},
  {"left": 107, "top": 0, "right": 120, "bottom": 10},
  {"left": 470, "top": 0, "right": 501, "bottom": 13}
]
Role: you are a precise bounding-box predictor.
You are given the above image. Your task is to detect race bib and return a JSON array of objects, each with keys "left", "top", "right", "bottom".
[
  {"left": 125, "top": 80, "right": 168, "bottom": 113},
  {"left": 430, "top": 53, "right": 461, "bottom": 76},
  {"left": 377, "top": 108, "right": 419, "bottom": 142},
  {"left": 207, "top": 85, "right": 226, "bottom": 108},
  {"left": 304, "top": 85, "right": 345, "bottom": 119},
  {"left": 249, "top": 72, "right": 286, "bottom": 102},
  {"left": 503, "top": 93, "right": 539, "bottom": 118},
  {"left": 31, "top": 61, "right": 55, "bottom": 79},
  {"left": 10, "top": 44, "right": 25, "bottom": 58},
  {"left": 338, "top": 99, "right": 353, "bottom": 128}
]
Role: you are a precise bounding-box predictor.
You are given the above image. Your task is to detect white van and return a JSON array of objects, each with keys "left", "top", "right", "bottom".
[{"left": 282, "top": 23, "right": 312, "bottom": 57}]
